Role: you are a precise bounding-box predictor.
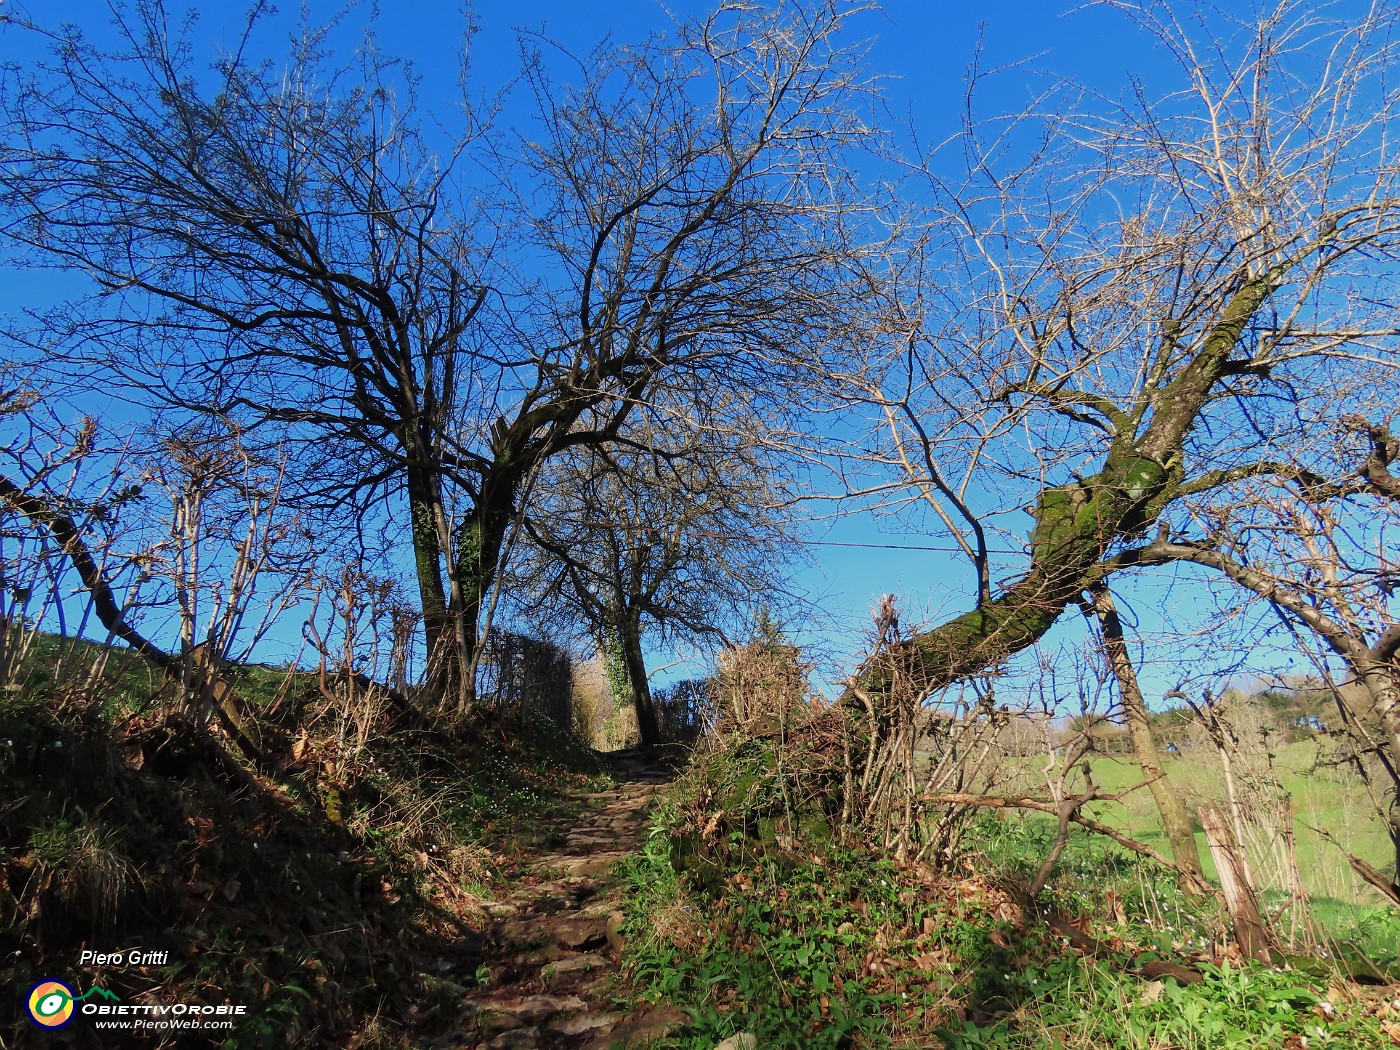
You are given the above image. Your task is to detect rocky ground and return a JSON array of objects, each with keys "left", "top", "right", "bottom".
[{"left": 431, "top": 750, "right": 685, "bottom": 1050}]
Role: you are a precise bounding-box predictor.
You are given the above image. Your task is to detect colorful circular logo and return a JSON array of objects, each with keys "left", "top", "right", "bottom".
[{"left": 27, "top": 979, "right": 76, "bottom": 1028}]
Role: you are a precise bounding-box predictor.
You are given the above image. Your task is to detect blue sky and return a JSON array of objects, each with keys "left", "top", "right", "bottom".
[{"left": 0, "top": 1, "right": 1305, "bottom": 707}]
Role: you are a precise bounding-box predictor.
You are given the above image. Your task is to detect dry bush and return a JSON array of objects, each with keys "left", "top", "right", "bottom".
[
  {"left": 840, "top": 599, "right": 1013, "bottom": 863},
  {"left": 715, "top": 628, "right": 810, "bottom": 735},
  {"left": 677, "top": 602, "right": 1020, "bottom": 868},
  {"left": 303, "top": 564, "right": 416, "bottom": 764},
  {"left": 444, "top": 844, "right": 495, "bottom": 890},
  {"left": 570, "top": 654, "right": 613, "bottom": 748},
  {"left": 601, "top": 704, "right": 640, "bottom": 751},
  {"left": 570, "top": 653, "right": 642, "bottom": 750},
  {"left": 650, "top": 900, "right": 708, "bottom": 954}
]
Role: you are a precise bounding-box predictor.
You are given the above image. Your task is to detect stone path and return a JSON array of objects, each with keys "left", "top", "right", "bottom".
[{"left": 448, "top": 750, "right": 685, "bottom": 1049}]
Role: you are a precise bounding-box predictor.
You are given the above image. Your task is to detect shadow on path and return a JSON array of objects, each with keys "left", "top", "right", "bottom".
[{"left": 427, "top": 749, "right": 685, "bottom": 1049}]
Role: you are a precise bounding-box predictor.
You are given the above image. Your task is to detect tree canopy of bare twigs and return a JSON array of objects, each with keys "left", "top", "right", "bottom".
[
  {"left": 0, "top": 0, "right": 884, "bottom": 710},
  {"left": 844, "top": 0, "right": 1400, "bottom": 714},
  {"left": 514, "top": 411, "right": 802, "bottom": 745},
  {"left": 1131, "top": 412, "right": 1400, "bottom": 870}
]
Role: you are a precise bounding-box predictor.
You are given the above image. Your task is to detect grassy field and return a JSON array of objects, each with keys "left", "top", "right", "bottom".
[{"left": 1018, "top": 740, "right": 1396, "bottom": 914}]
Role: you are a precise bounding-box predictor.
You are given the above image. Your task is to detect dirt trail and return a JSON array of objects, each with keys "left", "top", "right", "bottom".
[{"left": 441, "top": 749, "right": 683, "bottom": 1049}]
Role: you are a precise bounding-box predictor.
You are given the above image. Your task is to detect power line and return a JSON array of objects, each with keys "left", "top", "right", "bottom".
[
  {"left": 566, "top": 517, "right": 1028, "bottom": 555},
  {"left": 796, "top": 537, "right": 1026, "bottom": 555}
]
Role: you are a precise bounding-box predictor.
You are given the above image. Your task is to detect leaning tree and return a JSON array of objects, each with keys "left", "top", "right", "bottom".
[{"left": 847, "top": 0, "right": 1400, "bottom": 708}]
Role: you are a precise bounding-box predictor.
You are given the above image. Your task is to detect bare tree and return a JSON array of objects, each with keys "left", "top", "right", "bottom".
[
  {"left": 1133, "top": 414, "right": 1400, "bottom": 877},
  {"left": 513, "top": 413, "right": 801, "bottom": 747},
  {"left": 0, "top": 400, "right": 274, "bottom": 759},
  {"left": 0, "top": 2, "right": 491, "bottom": 703},
  {"left": 0, "top": 0, "right": 882, "bottom": 712},
  {"left": 0, "top": 384, "right": 142, "bottom": 687},
  {"left": 843, "top": 0, "right": 1400, "bottom": 710},
  {"left": 136, "top": 421, "right": 320, "bottom": 714}
]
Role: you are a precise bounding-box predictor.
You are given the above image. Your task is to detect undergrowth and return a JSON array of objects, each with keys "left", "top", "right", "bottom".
[
  {"left": 619, "top": 740, "right": 1400, "bottom": 1049},
  {"left": 0, "top": 642, "right": 607, "bottom": 1048}
]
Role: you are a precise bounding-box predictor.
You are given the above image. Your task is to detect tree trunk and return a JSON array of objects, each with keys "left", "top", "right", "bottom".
[
  {"left": 455, "top": 483, "right": 518, "bottom": 716},
  {"left": 403, "top": 451, "right": 457, "bottom": 704},
  {"left": 1212, "top": 724, "right": 1256, "bottom": 890},
  {"left": 599, "top": 619, "right": 659, "bottom": 749},
  {"left": 1087, "top": 583, "right": 1207, "bottom": 893},
  {"left": 618, "top": 615, "right": 660, "bottom": 749}
]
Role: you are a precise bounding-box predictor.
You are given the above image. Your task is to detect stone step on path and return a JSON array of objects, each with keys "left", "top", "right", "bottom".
[{"left": 437, "top": 749, "right": 686, "bottom": 1050}]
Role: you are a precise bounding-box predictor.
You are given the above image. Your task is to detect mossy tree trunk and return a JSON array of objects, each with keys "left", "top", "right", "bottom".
[
  {"left": 600, "top": 617, "right": 660, "bottom": 749},
  {"left": 602, "top": 621, "right": 660, "bottom": 750},
  {"left": 450, "top": 407, "right": 592, "bottom": 716},
  {"left": 618, "top": 614, "right": 660, "bottom": 749},
  {"left": 862, "top": 262, "right": 1300, "bottom": 702},
  {"left": 404, "top": 446, "right": 458, "bottom": 705},
  {"left": 455, "top": 482, "right": 518, "bottom": 715}
]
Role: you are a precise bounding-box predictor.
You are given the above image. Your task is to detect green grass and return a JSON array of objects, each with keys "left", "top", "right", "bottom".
[
  {"left": 620, "top": 797, "right": 1396, "bottom": 1050},
  {"left": 1009, "top": 742, "right": 1395, "bottom": 911},
  {"left": 936, "top": 957, "right": 1390, "bottom": 1050},
  {"left": 616, "top": 731, "right": 1400, "bottom": 1050}
]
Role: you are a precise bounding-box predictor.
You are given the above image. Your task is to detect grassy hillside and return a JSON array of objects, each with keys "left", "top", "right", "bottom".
[
  {"left": 5, "top": 632, "right": 1398, "bottom": 1049},
  {"left": 615, "top": 732, "right": 1400, "bottom": 1049}
]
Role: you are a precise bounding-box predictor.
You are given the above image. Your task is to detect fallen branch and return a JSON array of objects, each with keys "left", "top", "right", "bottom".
[
  {"left": 1003, "top": 881, "right": 1205, "bottom": 985},
  {"left": 1301, "top": 818, "right": 1400, "bottom": 909},
  {"left": 1029, "top": 783, "right": 1096, "bottom": 897},
  {"left": 920, "top": 788, "right": 1219, "bottom": 902},
  {"left": 1347, "top": 855, "right": 1400, "bottom": 909}
]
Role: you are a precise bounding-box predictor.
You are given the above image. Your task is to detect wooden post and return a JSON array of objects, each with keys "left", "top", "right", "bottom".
[{"left": 1198, "top": 803, "right": 1273, "bottom": 963}]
